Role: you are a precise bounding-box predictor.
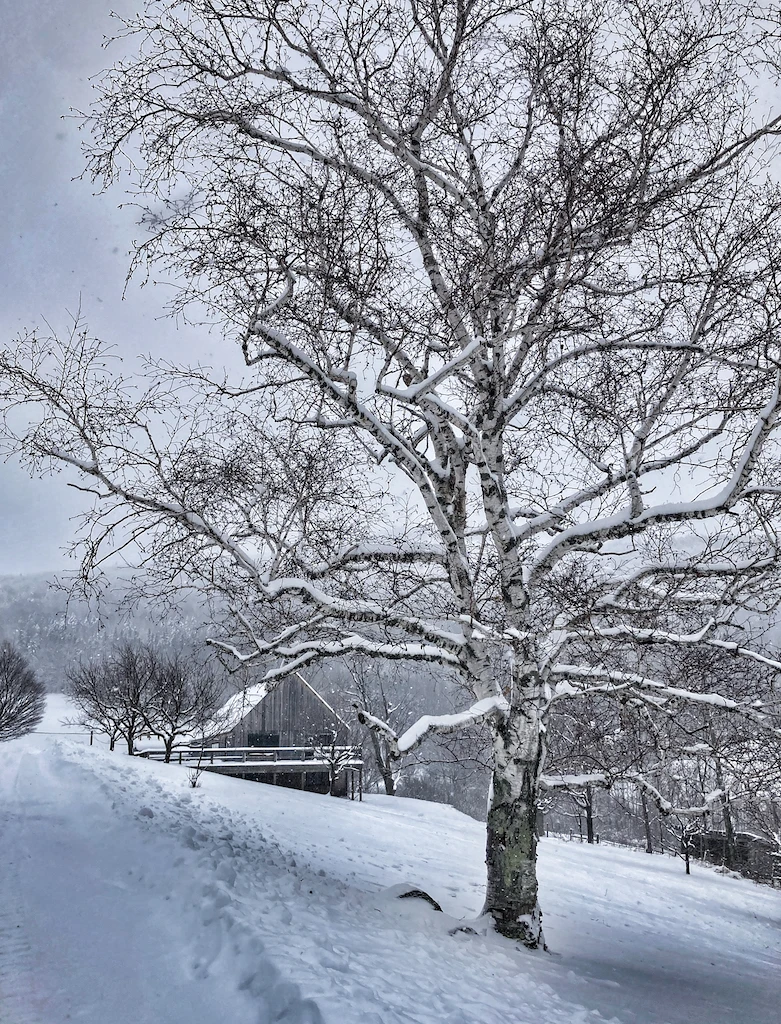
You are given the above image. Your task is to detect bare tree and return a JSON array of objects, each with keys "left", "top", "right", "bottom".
[
  {"left": 7, "top": 0, "right": 781, "bottom": 945},
  {"left": 66, "top": 659, "right": 124, "bottom": 751},
  {"left": 312, "top": 734, "right": 356, "bottom": 796},
  {"left": 0, "top": 641, "right": 46, "bottom": 741},
  {"left": 345, "top": 657, "right": 421, "bottom": 796},
  {"left": 143, "top": 652, "right": 223, "bottom": 761},
  {"left": 67, "top": 642, "right": 156, "bottom": 754}
]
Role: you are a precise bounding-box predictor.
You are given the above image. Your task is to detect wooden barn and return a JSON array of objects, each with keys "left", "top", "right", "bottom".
[
  {"left": 141, "top": 672, "right": 363, "bottom": 798},
  {"left": 207, "top": 672, "right": 351, "bottom": 750}
]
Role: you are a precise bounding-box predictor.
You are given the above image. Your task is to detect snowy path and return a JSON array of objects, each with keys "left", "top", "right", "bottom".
[
  {"left": 0, "top": 749, "right": 268, "bottom": 1024},
  {"left": 1, "top": 732, "right": 779, "bottom": 1024}
]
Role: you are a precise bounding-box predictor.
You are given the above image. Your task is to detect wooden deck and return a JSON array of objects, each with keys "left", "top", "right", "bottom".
[{"left": 137, "top": 745, "right": 364, "bottom": 797}]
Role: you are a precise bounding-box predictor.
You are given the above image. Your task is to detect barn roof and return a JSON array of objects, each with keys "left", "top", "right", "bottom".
[
  {"left": 204, "top": 671, "right": 348, "bottom": 737},
  {"left": 204, "top": 682, "right": 271, "bottom": 736}
]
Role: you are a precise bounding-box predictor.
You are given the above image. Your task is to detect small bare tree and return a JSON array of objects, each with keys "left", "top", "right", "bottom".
[
  {"left": 143, "top": 652, "right": 223, "bottom": 762},
  {"left": 312, "top": 733, "right": 356, "bottom": 797},
  {"left": 67, "top": 642, "right": 156, "bottom": 754},
  {"left": 0, "top": 641, "right": 46, "bottom": 741},
  {"left": 7, "top": 0, "right": 781, "bottom": 946},
  {"left": 346, "top": 658, "right": 420, "bottom": 796}
]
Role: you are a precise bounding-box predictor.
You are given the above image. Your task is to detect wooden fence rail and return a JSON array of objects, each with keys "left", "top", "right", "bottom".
[{"left": 138, "top": 745, "right": 363, "bottom": 767}]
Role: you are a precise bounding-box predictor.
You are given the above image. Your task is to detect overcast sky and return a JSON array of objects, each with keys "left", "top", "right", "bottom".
[{"left": 0, "top": 1, "right": 221, "bottom": 575}]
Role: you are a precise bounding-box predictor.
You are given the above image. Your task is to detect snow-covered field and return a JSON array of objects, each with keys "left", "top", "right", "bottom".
[{"left": 0, "top": 700, "right": 779, "bottom": 1024}]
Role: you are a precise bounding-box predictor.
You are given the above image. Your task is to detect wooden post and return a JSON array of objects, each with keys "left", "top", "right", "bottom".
[
  {"left": 90, "top": 731, "right": 94, "bottom": 746},
  {"left": 359, "top": 766, "right": 363, "bottom": 802}
]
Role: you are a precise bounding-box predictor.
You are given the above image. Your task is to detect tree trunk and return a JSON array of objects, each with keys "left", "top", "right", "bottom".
[
  {"left": 585, "top": 785, "right": 595, "bottom": 845},
  {"left": 164, "top": 737, "right": 174, "bottom": 763},
  {"left": 380, "top": 762, "right": 396, "bottom": 796},
  {"left": 641, "top": 791, "right": 654, "bottom": 854},
  {"left": 371, "top": 732, "right": 396, "bottom": 795},
  {"left": 483, "top": 707, "right": 545, "bottom": 949},
  {"left": 713, "top": 756, "right": 736, "bottom": 869},
  {"left": 126, "top": 734, "right": 134, "bottom": 755}
]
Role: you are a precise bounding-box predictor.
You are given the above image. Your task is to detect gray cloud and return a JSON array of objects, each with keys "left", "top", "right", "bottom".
[{"left": 0, "top": 1, "right": 223, "bottom": 575}]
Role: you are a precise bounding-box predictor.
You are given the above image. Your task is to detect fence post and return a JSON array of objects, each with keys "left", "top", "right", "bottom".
[{"left": 90, "top": 731, "right": 94, "bottom": 746}]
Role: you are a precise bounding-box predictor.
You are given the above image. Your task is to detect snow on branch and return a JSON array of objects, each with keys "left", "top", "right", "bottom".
[
  {"left": 591, "top": 620, "right": 781, "bottom": 671},
  {"left": 355, "top": 695, "right": 509, "bottom": 760},
  {"left": 539, "top": 773, "right": 609, "bottom": 790},
  {"left": 550, "top": 664, "right": 781, "bottom": 735},
  {"left": 306, "top": 542, "right": 448, "bottom": 576},
  {"left": 540, "top": 773, "right": 729, "bottom": 818},
  {"left": 530, "top": 371, "right": 781, "bottom": 580},
  {"left": 625, "top": 776, "right": 727, "bottom": 818},
  {"left": 209, "top": 634, "right": 463, "bottom": 678},
  {"left": 379, "top": 337, "right": 482, "bottom": 401}
]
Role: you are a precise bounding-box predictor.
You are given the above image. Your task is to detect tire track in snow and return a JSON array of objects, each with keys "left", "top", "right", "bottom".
[
  {"left": 56, "top": 743, "right": 614, "bottom": 1024},
  {"left": 0, "top": 873, "right": 46, "bottom": 1024},
  {"left": 45, "top": 743, "right": 327, "bottom": 1024},
  {"left": 0, "top": 887, "right": 43, "bottom": 1024},
  {"left": 0, "top": 754, "right": 50, "bottom": 1024}
]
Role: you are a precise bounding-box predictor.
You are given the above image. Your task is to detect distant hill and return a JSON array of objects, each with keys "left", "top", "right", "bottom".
[{"left": 0, "top": 572, "right": 211, "bottom": 690}]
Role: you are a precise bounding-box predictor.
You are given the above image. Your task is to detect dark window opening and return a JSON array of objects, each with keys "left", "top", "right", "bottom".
[{"left": 248, "top": 732, "right": 280, "bottom": 747}]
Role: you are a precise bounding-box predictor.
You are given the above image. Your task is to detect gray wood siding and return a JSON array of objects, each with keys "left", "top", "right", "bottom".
[{"left": 215, "top": 676, "right": 348, "bottom": 747}]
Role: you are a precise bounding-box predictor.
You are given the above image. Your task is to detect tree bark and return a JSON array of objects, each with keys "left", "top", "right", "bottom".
[
  {"left": 641, "top": 790, "right": 654, "bottom": 854},
  {"left": 483, "top": 706, "right": 545, "bottom": 948},
  {"left": 370, "top": 731, "right": 396, "bottom": 795},
  {"left": 585, "top": 784, "right": 595, "bottom": 845},
  {"left": 713, "top": 755, "right": 736, "bottom": 869},
  {"left": 380, "top": 763, "right": 396, "bottom": 796}
]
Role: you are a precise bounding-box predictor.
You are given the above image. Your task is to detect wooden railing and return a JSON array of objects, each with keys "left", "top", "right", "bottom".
[{"left": 138, "top": 745, "right": 363, "bottom": 767}]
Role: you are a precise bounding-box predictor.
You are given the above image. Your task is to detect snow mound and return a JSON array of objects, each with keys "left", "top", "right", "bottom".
[{"left": 1, "top": 730, "right": 779, "bottom": 1024}]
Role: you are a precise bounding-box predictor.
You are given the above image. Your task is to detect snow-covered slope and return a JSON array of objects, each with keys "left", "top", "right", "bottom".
[{"left": 1, "top": 720, "right": 779, "bottom": 1024}]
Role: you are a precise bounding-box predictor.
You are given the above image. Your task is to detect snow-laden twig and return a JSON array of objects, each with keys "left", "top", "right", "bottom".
[
  {"left": 550, "top": 664, "right": 781, "bottom": 735},
  {"left": 355, "top": 695, "right": 509, "bottom": 760}
]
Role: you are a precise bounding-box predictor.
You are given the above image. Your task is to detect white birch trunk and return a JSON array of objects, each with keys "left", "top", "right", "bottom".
[{"left": 483, "top": 684, "right": 546, "bottom": 948}]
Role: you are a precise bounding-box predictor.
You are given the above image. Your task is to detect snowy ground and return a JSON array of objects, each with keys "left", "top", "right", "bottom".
[{"left": 0, "top": 702, "right": 779, "bottom": 1024}]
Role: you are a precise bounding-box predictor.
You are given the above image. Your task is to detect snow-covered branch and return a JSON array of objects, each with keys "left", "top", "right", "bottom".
[
  {"left": 356, "top": 696, "right": 509, "bottom": 760},
  {"left": 551, "top": 664, "right": 780, "bottom": 735}
]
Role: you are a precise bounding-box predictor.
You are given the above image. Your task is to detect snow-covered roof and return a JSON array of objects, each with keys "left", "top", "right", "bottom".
[
  {"left": 203, "top": 671, "right": 348, "bottom": 738},
  {"left": 294, "top": 672, "right": 349, "bottom": 730},
  {"left": 203, "top": 683, "right": 271, "bottom": 737}
]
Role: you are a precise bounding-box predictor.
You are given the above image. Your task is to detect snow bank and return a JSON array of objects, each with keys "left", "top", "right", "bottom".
[{"left": 1, "top": 718, "right": 779, "bottom": 1024}]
